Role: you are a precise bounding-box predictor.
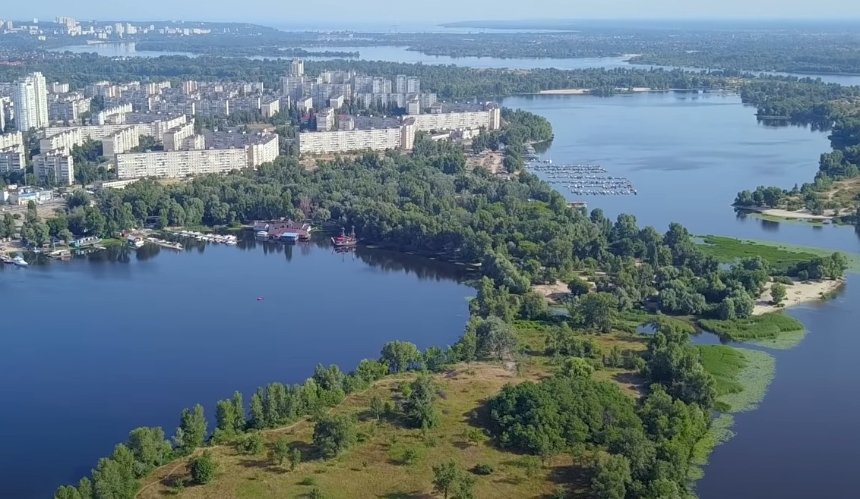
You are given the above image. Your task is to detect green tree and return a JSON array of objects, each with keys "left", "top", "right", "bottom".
[
  {"left": 188, "top": 451, "right": 217, "bottom": 485},
  {"left": 568, "top": 276, "right": 591, "bottom": 296},
  {"left": 572, "top": 292, "right": 617, "bottom": 333},
  {"left": 313, "top": 415, "right": 355, "bottom": 459},
  {"left": 369, "top": 395, "right": 386, "bottom": 421},
  {"left": 127, "top": 427, "right": 172, "bottom": 477},
  {"left": 175, "top": 404, "right": 208, "bottom": 454},
  {"left": 91, "top": 444, "right": 138, "bottom": 499},
  {"left": 271, "top": 437, "right": 291, "bottom": 466},
  {"left": 432, "top": 461, "right": 461, "bottom": 499},
  {"left": 289, "top": 447, "right": 302, "bottom": 471},
  {"left": 770, "top": 282, "right": 788, "bottom": 305},
  {"left": 402, "top": 373, "right": 439, "bottom": 429},
  {"left": 590, "top": 454, "right": 632, "bottom": 499},
  {"left": 471, "top": 316, "right": 518, "bottom": 361},
  {"left": 380, "top": 341, "right": 421, "bottom": 373},
  {"left": 519, "top": 291, "right": 548, "bottom": 320},
  {"left": 239, "top": 432, "right": 265, "bottom": 455}
]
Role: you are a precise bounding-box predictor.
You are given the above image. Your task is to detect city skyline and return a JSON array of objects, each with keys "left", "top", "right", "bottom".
[{"left": 3, "top": 0, "right": 860, "bottom": 25}]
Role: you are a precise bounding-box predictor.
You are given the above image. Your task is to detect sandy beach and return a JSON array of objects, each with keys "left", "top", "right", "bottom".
[
  {"left": 538, "top": 88, "right": 589, "bottom": 95},
  {"left": 744, "top": 206, "right": 835, "bottom": 221},
  {"left": 753, "top": 279, "right": 844, "bottom": 315}
]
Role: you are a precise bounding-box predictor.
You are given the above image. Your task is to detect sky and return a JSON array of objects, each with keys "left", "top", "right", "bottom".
[{"left": 4, "top": 0, "right": 860, "bottom": 25}]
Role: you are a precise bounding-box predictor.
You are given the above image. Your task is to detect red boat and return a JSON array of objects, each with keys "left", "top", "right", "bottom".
[{"left": 331, "top": 226, "right": 358, "bottom": 248}]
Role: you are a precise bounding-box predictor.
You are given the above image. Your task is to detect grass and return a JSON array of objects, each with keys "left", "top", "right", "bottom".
[
  {"left": 138, "top": 363, "right": 591, "bottom": 499},
  {"left": 698, "top": 312, "right": 804, "bottom": 343},
  {"left": 688, "top": 414, "right": 735, "bottom": 482},
  {"left": 697, "top": 235, "right": 860, "bottom": 273},
  {"left": 698, "top": 346, "right": 776, "bottom": 413}
]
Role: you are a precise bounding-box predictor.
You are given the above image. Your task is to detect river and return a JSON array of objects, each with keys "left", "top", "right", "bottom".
[
  {"left": 51, "top": 43, "right": 860, "bottom": 86},
  {"left": 0, "top": 242, "right": 471, "bottom": 498},
  {"left": 501, "top": 91, "right": 859, "bottom": 498}
]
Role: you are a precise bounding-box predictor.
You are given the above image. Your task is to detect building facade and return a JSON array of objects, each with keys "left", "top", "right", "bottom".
[
  {"left": 33, "top": 150, "right": 74, "bottom": 185},
  {"left": 13, "top": 72, "right": 49, "bottom": 130},
  {"left": 0, "top": 131, "right": 26, "bottom": 173},
  {"left": 116, "top": 149, "right": 248, "bottom": 179}
]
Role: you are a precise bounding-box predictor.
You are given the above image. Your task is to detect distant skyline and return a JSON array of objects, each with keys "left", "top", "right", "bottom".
[{"left": 4, "top": 0, "right": 860, "bottom": 25}]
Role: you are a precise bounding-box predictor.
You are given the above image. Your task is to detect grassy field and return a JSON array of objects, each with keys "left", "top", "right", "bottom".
[
  {"left": 138, "top": 363, "right": 590, "bottom": 499},
  {"left": 699, "top": 312, "right": 804, "bottom": 343},
  {"left": 697, "top": 235, "right": 860, "bottom": 273}
]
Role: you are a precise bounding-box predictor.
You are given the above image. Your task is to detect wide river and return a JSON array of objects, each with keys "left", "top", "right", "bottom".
[
  {"left": 503, "top": 91, "right": 860, "bottom": 498},
  {"left": 4, "top": 68, "right": 860, "bottom": 497},
  {"left": 0, "top": 243, "right": 472, "bottom": 498},
  {"left": 53, "top": 43, "right": 860, "bottom": 86}
]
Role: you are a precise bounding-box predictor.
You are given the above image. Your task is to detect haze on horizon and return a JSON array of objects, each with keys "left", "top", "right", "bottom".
[{"left": 5, "top": 0, "right": 860, "bottom": 25}]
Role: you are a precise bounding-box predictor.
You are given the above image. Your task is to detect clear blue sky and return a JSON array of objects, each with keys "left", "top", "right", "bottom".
[{"left": 5, "top": 0, "right": 859, "bottom": 25}]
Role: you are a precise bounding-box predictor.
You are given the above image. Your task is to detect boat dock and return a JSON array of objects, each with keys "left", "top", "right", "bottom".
[
  {"left": 146, "top": 237, "right": 184, "bottom": 250},
  {"left": 527, "top": 160, "right": 638, "bottom": 196},
  {"left": 167, "top": 230, "right": 237, "bottom": 246}
]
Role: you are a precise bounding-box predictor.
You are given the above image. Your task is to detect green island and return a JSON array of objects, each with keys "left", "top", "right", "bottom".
[{"left": 36, "top": 100, "right": 848, "bottom": 498}]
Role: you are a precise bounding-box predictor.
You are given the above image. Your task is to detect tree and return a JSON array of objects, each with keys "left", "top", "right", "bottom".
[
  {"left": 432, "top": 461, "right": 461, "bottom": 499},
  {"left": 175, "top": 404, "right": 207, "bottom": 454},
  {"left": 380, "top": 341, "right": 421, "bottom": 373},
  {"left": 402, "top": 373, "right": 439, "bottom": 429},
  {"left": 770, "top": 282, "right": 788, "bottom": 305},
  {"left": 215, "top": 391, "right": 245, "bottom": 438},
  {"left": 92, "top": 444, "right": 137, "bottom": 499},
  {"left": 188, "top": 451, "right": 217, "bottom": 485},
  {"left": 471, "top": 316, "right": 518, "bottom": 361},
  {"left": 591, "top": 454, "right": 632, "bottom": 499},
  {"left": 568, "top": 276, "right": 591, "bottom": 297},
  {"left": 313, "top": 415, "right": 355, "bottom": 459},
  {"left": 369, "top": 395, "right": 386, "bottom": 421},
  {"left": 572, "top": 292, "right": 617, "bottom": 333},
  {"left": 289, "top": 447, "right": 302, "bottom": 471},
  {"left": 239, "top": 432, "right": 265, "bottom": 455},
  {"left": 127, "top": 427, "right": 172, "bottom": 477},
  {"left": 271, "top": 437, "right": 291, "bottom": 466},
  {"left": 519, "top": 291, "right": 548, "bottom": 320}
]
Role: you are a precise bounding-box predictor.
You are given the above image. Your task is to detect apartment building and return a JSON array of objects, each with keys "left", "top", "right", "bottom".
[
  {"left": 33, "top": 150, "right": 74, "bottom": 185},
  {"left": 40, "top": 128, "right": 84, "bottom": 153},
  {"left": 0, "top": 131, "right": 26, "bottom": 173},
  {"left": 13, "top": 72, "right": 49, "bottom": 130},
  {"left": 163, "top": 122, "right": 195, "bottom": 151},
  {"left": 102, "top": 127, "right": 140, "bottom": 156},
  {"left": 116, "top": 148, "right": 248, "bottom": 179}
]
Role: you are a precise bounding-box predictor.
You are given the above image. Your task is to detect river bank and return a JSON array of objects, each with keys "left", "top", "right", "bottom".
[{"left": 753, "top": 278, "right": 845, "bottom": 315}]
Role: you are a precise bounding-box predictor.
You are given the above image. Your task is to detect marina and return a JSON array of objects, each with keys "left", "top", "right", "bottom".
[
  {"left": 526, "top": 160, "right": 638, "bottom": 196},
  {"left": 166, "top": 230, "right": 238, "bottom": 246}
]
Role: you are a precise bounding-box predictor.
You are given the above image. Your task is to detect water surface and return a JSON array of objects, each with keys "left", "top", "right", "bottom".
[{"left": 0, "top": 241, "right": 471, "bottom": 498}]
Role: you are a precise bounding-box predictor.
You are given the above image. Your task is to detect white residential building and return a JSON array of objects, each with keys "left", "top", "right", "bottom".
[
  {"left": 102, "top": 127, "right": 140, "bottom": 156},
  {"left": 316, "top": 108, "right": 335, "bottom": 132},
  {"left": 13, "top": 72, "right": 49, "bottom": 130},
  {"left": 0, "top": 132, "right": 26, "bottom": 173},
  {"left": 299, "top": 126, "right": 406, "bottom": 155},
  {"left": 40, "top": 128, "right": 84, "bottom": 153},
  {"left": 33, "top": 150, "right": 74, "bottom": 185},
  {"left": 116, "top": 149, "right": 248, "bottom": 179},
  {"left": 163, "top": 122, "right": 195, "bottom": 151}
]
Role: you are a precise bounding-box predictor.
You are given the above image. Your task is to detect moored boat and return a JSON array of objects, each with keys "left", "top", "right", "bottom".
[
  {"left": 12, "top": 255, "right": 28, "bottom": 267},
  {"left": 331, "top": 227, "right": 358, "bottom": 248}
]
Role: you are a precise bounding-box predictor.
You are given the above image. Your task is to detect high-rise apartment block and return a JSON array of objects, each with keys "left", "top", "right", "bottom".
[{"left": 13, "top": 72, "right": 49, "bottom": 130}]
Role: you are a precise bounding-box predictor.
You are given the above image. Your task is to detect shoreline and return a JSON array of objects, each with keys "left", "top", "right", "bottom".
[{"left": 753, "top": 278, "right": 845, "bottom": 315}]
